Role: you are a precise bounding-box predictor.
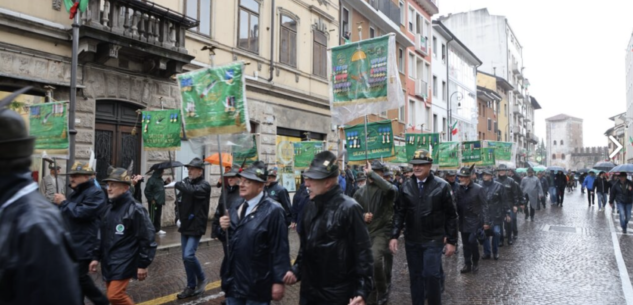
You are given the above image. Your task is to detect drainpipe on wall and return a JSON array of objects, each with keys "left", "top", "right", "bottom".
[
  {"left": 445, "top": 36, "right": 454, "bottom": 141},
  {"left": 266, "top": 0, "right": 276, "bottom": 82}
]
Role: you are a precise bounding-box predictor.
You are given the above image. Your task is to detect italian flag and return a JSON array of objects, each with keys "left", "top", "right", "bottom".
[
  {"left": 451, "top": 121, "right": 458, "bottom": 136},
  {"left": 64, "top": 0, "right": 88, "bottom": 19}
]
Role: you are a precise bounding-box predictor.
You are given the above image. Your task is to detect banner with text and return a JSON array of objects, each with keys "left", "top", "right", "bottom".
[
  {"left": 29, "top": 101, "right": 68, "bottom": 154},
  {"left": 461, "top": 141, "right": 482, "bottom": 164},
  {"left": 329, "top": 34, "right": 405, "bottom": 125},
  {"left": 344, "top": 120, "right": 395, "bottom": 162},
  {"left": 480, "top": 147, "right": 496, "bottom": 166},
  {"left": 293, "top": 141, "right": 326, "bottom": 169},
  {"left": 391, "top": 146, "right": 408, "bottom": 164},
  {"left": 142, "top": 110, "right": 181, "bottom": 151},
  {"left": 177, "top": 62, "right": 250, "bottom": 138},
  {"left": 232, "top": 134, "right": 258, "bottom": 165},
  {"left": 405, "top": 133, "right": 440, "bottom": 162},
  {"left": 485, "top": 141, "right": 513, "bottom": 161},
  {"left": 438, "top": 142, "right": 460, "bottom": 168}
]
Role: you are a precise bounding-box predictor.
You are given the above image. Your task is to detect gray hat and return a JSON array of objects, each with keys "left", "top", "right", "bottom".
[
  {"left": 102, "top": 167, "right": 133, "bottom": 185},
  {"left": 184, "top": 157, "right": 205, "bottom": 169},
  {"left": 303, "top": 151, "right": 339, "bottom": 180},
  {"left": 224, "top": 165, "right": 241, "bottom": 177},
  {"left": 238, "top": 161, "right": 268, "bottom": 183},
  {"left": 356, "top": 172, "right": 367, "bottom": 181},
  {"left": 444, "top": 170, "right": 457, "bottom": 176},
  {"left": 457, "top": 164, "right": 476, "bottom": 177},
  {"left": 370, "top": 160, "right": 386, "bottom": 172}
]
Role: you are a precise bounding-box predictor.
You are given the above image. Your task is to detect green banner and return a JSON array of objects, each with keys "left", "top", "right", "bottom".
[
  {"left": 142, "top": 110, "right": 181, "bottom": 151},
  {"left": 405, "top": 133, "right": 440, "bottom": 162},
  {"left": 344, "top": 120, "right": 395, "bottom": 162},
  {"left": 391, "top": 146, "right": 408, "bottom": 164},
  {"left": 485, "top": 141, "right": 513, "bottom": 161},
  {"left": 462, "top": 141, "right": 482, "bottom": 164},
  {"left": 438, "top": 142, "right": 459, "bottom": 168},
  {"left": 480, "top": 147, "right": 496, "bottom": 166},
  {"left": 293, "top": 141, "right": 325, "bottom": 169},
  {"left": 232, "top": 134, "right": 258, "bottom": 165},
  {"left": 331, "top": 35, "right": 389, "bottom": 105},
  {"left": 29, "top": 101, "right": 68, "bottom": 153},
  {"left": 177, "top": 62, "right": 250, "bottom": 138}
]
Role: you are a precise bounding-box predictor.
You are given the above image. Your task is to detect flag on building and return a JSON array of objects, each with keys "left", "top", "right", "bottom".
[
  {"left": 64, "top": 0, "right": 88, "bottom": 19},
  {"left": 451, "top": 120, "right": 458, "bottom": 135}
]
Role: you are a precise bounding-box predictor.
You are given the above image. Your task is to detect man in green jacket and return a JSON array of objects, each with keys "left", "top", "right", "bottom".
[
  {"left": 353, "top": 160, "right": 398, "bottom": 305},
  {"left": 144, "top": 169, "right": 170, "bottom": 235}
]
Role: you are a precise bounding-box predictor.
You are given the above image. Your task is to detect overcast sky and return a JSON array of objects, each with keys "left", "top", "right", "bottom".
[{"left": 438, "top": 0, "right": 632, "bottom": 147}]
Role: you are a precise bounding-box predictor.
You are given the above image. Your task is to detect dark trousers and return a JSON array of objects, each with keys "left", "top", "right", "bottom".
[
  {"left": 151, "top": 203, "right": 163, "bottom": 231},
  {"left": 405, "top": 240, "right": 444, "bottom": 305},
  {"left": 587, "top": 190, "right": 595, "bottom": 205},
  {"left": 79, "top": 260, "right": 109, "bottom": 305},
  {"left": 504, "top": 211, "right": 518, "bottom": 241},
  {"left": 539, "top": 194, "right": 547, "bottom": 208},
  {"left": 524, "top": 206, "right": 535, "bottom": 219},
  {"left": 460, "top": 232, "right": 479, "bottom": 266},
  {"left": 556, "top": 187, "right": 565, "bottom": 205}
]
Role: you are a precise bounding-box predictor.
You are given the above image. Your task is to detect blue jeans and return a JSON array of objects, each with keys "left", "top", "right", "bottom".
[
  {"left": 405, "top": 240, "right": 444, "bottom": 305},
  {"left": 226, "top": 298, "right": 269, "bottom": 305},
  {"left": 181, "top": 235, "right": 205, "bottom": 288},
  {"left": 549, "top": 187, "right": 557, "bottom": 203},
  {"left": 483, "top": 224, "right": 501, "bottom": 256},
  {"left": 617, "top": 203, "right": 633, "bottom": 231},
  {"left": 597, "top": 192, "right": 607, "bottom": 209}
]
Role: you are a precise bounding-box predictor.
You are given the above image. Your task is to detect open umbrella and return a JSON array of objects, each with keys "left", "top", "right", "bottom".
[
  {"left": 547, "top": 166, "right": 565, "bottom": 172},
  {"left": 516, "top": 168, "right": 527, "bottom": 174},
  {"left": 577, "top": 168, "right": 589, "bottom": 173},
  {"left": 533, "top": 165, "right": 547, "bottom": 173},
  {"left": 593, "top": 161, "right": 617, "bottom": 171},
  {"left": 146, "top": 161, "right": 184, "bottom": 174},
  {"left": 609, "top": 164, "right": 633, "bottom": 173},
  {"left": 205, "top": 153, "right": 233, "bottom": 167}
]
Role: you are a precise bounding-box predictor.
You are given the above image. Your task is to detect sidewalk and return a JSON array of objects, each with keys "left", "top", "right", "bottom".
[{"left": 155, "top": 222, "right": 214, "bottom": 253}]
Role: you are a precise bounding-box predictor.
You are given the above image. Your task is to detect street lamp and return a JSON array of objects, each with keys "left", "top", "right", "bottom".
[{"left": 447, "top": 91, "right": 463, "bottom": 141}]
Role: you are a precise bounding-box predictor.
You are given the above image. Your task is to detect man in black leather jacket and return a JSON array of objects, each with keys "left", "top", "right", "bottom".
[
  {"left": 89, "top": 168, "right": 157, "bottom": 304},
  {"left": 455, "top": 165, "right": 489, "bottom": 274},
  {"left": 53, "top": 161, "right": 109, "bottom": 305},
  {"left": 495, "top": 164, "right": 521, "bottom": 245},
  {"left": 175, "top": 158, "right": 211, "bottom": 299},
  {"left": 265, "top": 167, "right": 292, "bottom": 226},
  {"left": 283, "top": 151, "right": 373, "bottom": 305},
  {"left": 219, "top": 161, "right": 290, "bottom": 304},
  {"left": 609, "top": 172, "right": 633, "bottom": 233},
  {"left": 390, "top": 149, "right": 457, "bottom": 305},
  {"left": 480, "top": 169, "right": 506, "bottom": 260},
  {"left": 0, "top": 89, "right": 82, "bottom": 305}
]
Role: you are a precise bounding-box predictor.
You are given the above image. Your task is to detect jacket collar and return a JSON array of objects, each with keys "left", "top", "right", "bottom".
[
  {"left": 73, "top": 179, "right": 96, "bottom": 193},
  {"left": 110, "top": 191, "right": 133, "bottom": 208},
  {"left": 0, "top": 170, "right": 33, "bottom": 205},
  {"left": 312, "top": 185, "right": 342, "bottom": 205}
]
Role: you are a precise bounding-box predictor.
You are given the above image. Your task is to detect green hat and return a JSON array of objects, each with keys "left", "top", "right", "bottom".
[
  {"left": 457, "top": 164, "right": 475, "bottom": 177},
  {"left": 238, "top": 161, "right": 268, "bottom": 183},
  {"left": 356, "top": 172, "right": 367, "bottom": 181},
  {"left": 444, "top": 170, "right": 457, "bottom": 176},
  {"left": 410, "top": 149, "right": 433, "bottom": 165},
  {"left": 303, "top": 151, "right": 339, "bottom": 180},
  {"left": 370, "top": 160, "right": 386, "bottom": 172},
  {"left": 482, "top": 168, "right": 493, "bottom": 175},
  {"left": 102, "top": 167, "right": 132, "bottom": 185},
  {"left": 496, "top": 164, "right": 509, "bottom": 171},
  {"left": 65, "top": 161, "right": 95, "bottom": 175}
]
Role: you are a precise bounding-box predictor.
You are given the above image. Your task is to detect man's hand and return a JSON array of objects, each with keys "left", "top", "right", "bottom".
[
  {"left": 349, "top": 296, "right": 366, "bottom": 305},
  {"left": 53, "top": 193, "right": 66, "bottom": 205},
  {"left": 220, "top": 216, "right": 230, "bottom": 230},
  {"left": 444, "top": 244, "right": 456, "bottom": 257},
  {"left": 137, "top": 268, "right": 148, "bottom": 281},
  {"left": 289, "top": 222, "right": 296, "bottom": 230},
  {"left": 483, "top": 224, "right": 490, "bottom": 230},
  {"left": 365, "top": 160, "right": 371, "bottom": 174},
  {"left": 132, "top": 175, "right": 142, "bottom": 186},
  {"left": 389, "top": 239, "right": 398, "bottom": 254},
  {"left": 89, "top": 260, "right": 99, "bottom": 273},
  {"left": 364, "top": 213, "right": 373, "bottom": 223},
  {"left": 283, "top": 271, "right": 297, "bottom": 285},
  {"left": 272, "top": 283, "right": 285, "bottom": 301}
]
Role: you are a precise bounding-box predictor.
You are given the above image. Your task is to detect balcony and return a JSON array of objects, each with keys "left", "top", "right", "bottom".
[
  {"left": 528, "top": 133, "right": 539, "bottom": 144},
  {"left": 512, "top": 125, "right": 521, "bottom": 136},
  {"left": 415, "top": 79, "right": 428, "bottom": 99},
  {"left": 512, "top": 61, "right": 521, "bottom": 74},
  {"left": 369, "top": 0, "right": 401, "bottom": 25},
  {"left": 347, "top": 0, "right": 414, "bottom": 47},
  {"left": 513, "top": 107, "right": 524, "bottom": 118},
  {"left": 415, "top": 34, "right": 429, "bottom": 56},
  {"left": 411, "top": 0, "right": 439, "bottom": 15},
  {"left": 78, "top": 0, "right": 198, "bottom": 76}
]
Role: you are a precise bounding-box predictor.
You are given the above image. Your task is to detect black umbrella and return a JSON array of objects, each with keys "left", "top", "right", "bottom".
[
  {"left": 146, "top": 161, "right": 184, "bottom": 174},
  {"left": 609, "top": 164, "right": 633, "bottom": 173},
  {"left": 547, "top": 166, "right": 565, "bottom": 172},
  {"left": 593, "top": 161, "right": 617, "bottom": 171},
  {"left": 577, "top": 168, "right": 589, "bottom": 173}
]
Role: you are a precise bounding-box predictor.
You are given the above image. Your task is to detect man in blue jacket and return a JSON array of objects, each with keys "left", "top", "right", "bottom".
[
  {"left": 54, "top": 161, "right": 109, "bottom": 305},
  {"left": 582, "top": 171, "right": 596, "bottom": 207}
]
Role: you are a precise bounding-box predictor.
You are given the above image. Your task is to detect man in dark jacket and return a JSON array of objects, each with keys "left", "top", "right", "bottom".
[
  {"left": 538, "top": 172, "right": 549, "bottom": 209},
  {"left": 144, "top": 169, "right": 171, "bottom": 234},
  {"left": 481, "top": 169, "right": 506, "bottom": 260},
  {"left": 175, "top": 158, "right": 211, "bottom": 299},
  {"left": 212, "top": 165, "right": 242, "bottom": 240},
  {"left": 218, "top": 161, "right": 290, "bottom": 304},
  {"left": 0, "top": 90, "right": 82, "bottom": 305},
  {"left": 284, "top": 151, "right": 373, "bottom": 305},
  {"left": 495, "top": 164, "right": 521, "bottom": 245},
  {"left": 554, "top": 172, "right": 567, "bottom": 206},
  {"left": 265, "top": 167, "right": 292, "bottom": 226},
  {"left": 594, "top": 171, "right": 611, "bottom": 211},
  {"left": 291, "top": 177, "right": 310, "bottom": 234},
  {"left": 509, "top": 170, "right": 522, "bottom": 185},
  {"left": 390, "top": 149, "right": 457, "bottom": 305},
  {"left": 345, "top": 165, "right": 356, "bottom": 197},
  {"left": 455, "top": 165, "right": 489, "bottom": 274},
  {"left": 89, "top": 168, "right": 157, "bottom": 304},
  {"left": 53, "top": 161, "right": 109, "bottom": 305},
  {"left": 609, "top": 172, "right": 633, "bottom": 233},
  {"left": 353, "top": 160, "right": 397, "bottom": 305}
]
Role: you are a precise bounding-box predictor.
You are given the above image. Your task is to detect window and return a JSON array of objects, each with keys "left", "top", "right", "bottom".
[
  {"left": 488, "top": 119, "right": 491, "bottom": 131},
  {"left": 369, "top": 27, "right": 375, "bottom": 38},
  {"left": 433, "top": 114, "right": 438, "bottom": 132},
  {"left": 341, "top": 7, "right": 350, "bottom": 39},
  {"left": 186, "top": 0, "right": 212, "bottom": 36},
  {"left": 399, "top": 1, "right": 405, "bottom": 25},
  {"left": 313, "top": 30, "right": 327, "bottom": 78},
  {"left": 279, "top": 15, "right": 297, "bottom": 67},
  {"left": 238, "top": 0, "right": 259, "bottom": 53},
  {"left": 409, "top": 99, "right": 415, "bottom": 126},
  {"left": 552, "top": 154, "right": 556, "bottom": 160},
  {"left": 562, "top": 153, "right": 566, "bottom": 160},
  {"left": 560, "top": 140, "right": 564, "bottom": 145},
  {"left": 553, "top": 140, "right": 557, "bottom": 145},
  {"left": 432, "top": 76, "right": 437, "bottom": 97},
  {"left": 399, "top": 105, "right": 405, "bottom": 121},
  {"left": 441, "top": 43, "right": 446, "bottom": 60},
  {"left": 442, "top": 81, "right": 446, "bottom": 101},
  {"left": 415, "top": 13, "right": 423, "bottom": 35},
  {"left": 408, "top": 53, "right": 415, "bottom": 79},
  {"left": 408, "top": 7, "right": 415, "bottom": 32},
  {"left": 494, "top": 121, "right": 498, "bottom": 133},
  {"left": 398, "top": 48, "right": 404, "bottom": 73},
  {"left": 433, "top": 36, "right": 437, "bottom": 58}
]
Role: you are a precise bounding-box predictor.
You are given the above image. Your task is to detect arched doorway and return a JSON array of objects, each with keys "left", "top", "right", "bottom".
[{"left": 94, "top": 100, "right": 143, "bottom": 182}]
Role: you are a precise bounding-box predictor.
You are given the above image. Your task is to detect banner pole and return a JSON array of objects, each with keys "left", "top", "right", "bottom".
[
  {"left": 53, "top": 157, "right": 59, "bottom": 194},
  {"left": 217, "top": 134, "right": 230, "bottom": 259},
  {"left": 364, "top": 115, "right": 369, "bottom": 162}
]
